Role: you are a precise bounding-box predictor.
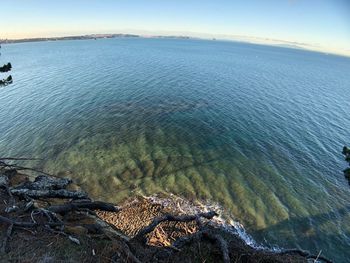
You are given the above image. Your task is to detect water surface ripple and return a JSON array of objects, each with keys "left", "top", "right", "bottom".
[{"left": 1, "top": 38, "right": 350, "bottom": 262}]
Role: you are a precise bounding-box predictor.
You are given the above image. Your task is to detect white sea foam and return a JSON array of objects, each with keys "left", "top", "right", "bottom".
[{"left": 144, "top": 193, "right": 282, "bottom": 252}]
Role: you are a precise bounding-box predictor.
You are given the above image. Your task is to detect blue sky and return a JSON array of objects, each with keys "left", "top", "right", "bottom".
[{"left": 1, "top": 0, "right": 350, "bottom": 55}]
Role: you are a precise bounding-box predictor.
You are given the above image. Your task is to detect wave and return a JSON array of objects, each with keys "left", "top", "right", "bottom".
[{"left": 143, "top": 193, "right": 281, "bottom": 252}]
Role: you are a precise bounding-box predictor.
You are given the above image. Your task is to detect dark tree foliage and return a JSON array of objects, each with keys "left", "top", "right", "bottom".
[
  {"left": 0, "top": 62, "right": 12, "bottom": 73},
  {"left": 342, "top": 146, "right": 350, "bottom": 185},
  {"left": 0, "top": 45, "right": 13, "bottom": 86}
]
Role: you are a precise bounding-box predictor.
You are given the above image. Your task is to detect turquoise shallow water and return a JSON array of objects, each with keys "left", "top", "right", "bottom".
[{"left": 1, "top": 38, "right": 350, "bottom": 261}]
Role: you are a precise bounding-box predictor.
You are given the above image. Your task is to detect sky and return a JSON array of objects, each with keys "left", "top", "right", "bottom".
[{"left": 1, "top": 0, "right": 350, "bottom": 55}]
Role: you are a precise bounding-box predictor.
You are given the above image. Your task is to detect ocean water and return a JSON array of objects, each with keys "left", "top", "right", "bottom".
[{"left": 1, "top": 38, "right": 350, "bottom": 262}]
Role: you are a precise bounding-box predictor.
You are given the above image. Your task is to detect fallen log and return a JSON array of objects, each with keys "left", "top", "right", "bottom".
[
  {"left": 110, "top": 240, "right": 142, "bottom": 263},
  {"left": 16, "top": 175, "right": 72, "bottom": 190},
  {"left": 134, "top": 211, "right": 217, "bottom": 240},
  {"left": 10, "top": 188, "right": 88, "bottom": 199},
  {"left": 48, "top": 201, "right": 119, "bottom": 214}
]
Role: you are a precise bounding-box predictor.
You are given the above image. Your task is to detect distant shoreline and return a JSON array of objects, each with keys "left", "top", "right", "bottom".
[
  {"left": 0, "top": 34, "right": 193, "bottom": 45},
  {"left": 2, "top": 33, "right": 349, "bottom": 59},
  {"left": 0, "top": 34, "right": 140, "bottom": 44}
]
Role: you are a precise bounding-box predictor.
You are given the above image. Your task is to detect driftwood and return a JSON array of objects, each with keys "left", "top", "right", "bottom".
[
  {"left": 10, "top": 188, "right": 88, "bottom": 199},
  {"left": 0, "top": 158, "right": 336, "bottom": 262},
  {"left": 4, "top": 185, "right": 17, "bottom": 213},
  {"left": 173, "top": 229, "right": 230, "bottom": 263},
  {"left": 48, "top": 201, "right": 119, "bottom": 214},
  {"left": 0, "top": 162, "right": 123, "bottom": 254},
  {"left": 211, "top": 233, "right": 230, "bottom": 263},
  {"left": 111, "top": 239, "right": 142, "bottom": 263},
  {"left": 0, "top": 161, "right": 55, "bottom": 178},
  {"left": 134, "top": 211, "right": 218, "bottom": 239},
  {"left": 0, "top": 175, "right": 18, "bottom": 213},
  {"left": 0, "top": 215, "right": 82, "bottom": 247},
  {"left": 16, "top": 175, "right": 72, "bottom": 190},
  {"left": 173, "top": 231, "right": 333, "bottom": 263},
  {"left": 0, "top": 215, "right": 63, "bottom": 228},
  {"left": 8, "top": 175, "right": 87, "bottom": 199},
  {"left": 132, "top": 211, "right": 229, "bottom": 263}
]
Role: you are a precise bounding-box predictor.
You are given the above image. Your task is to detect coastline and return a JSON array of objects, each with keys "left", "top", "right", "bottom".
[
  {"left": 0, "top": 161, "right": 331, "bottom": 262},
  {"left": 0, "top": 34, "right": 141, "bottom": 44},
  {"left": 2, "top": 33, "right": 349, "bottom": 59}
]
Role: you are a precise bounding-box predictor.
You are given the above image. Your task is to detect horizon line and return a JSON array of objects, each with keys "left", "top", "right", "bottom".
[{"left": 1, "top": 31, "right": 349, "bottom": 58}]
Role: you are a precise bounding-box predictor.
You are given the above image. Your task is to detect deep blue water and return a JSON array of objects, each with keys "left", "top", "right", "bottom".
[{"left": 1, "top": 38, "right": 350, "bottom": 262}]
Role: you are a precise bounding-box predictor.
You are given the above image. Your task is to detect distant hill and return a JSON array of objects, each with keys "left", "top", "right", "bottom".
[{"left": 0, "top": 34, "right": 140, "bottom": 44}]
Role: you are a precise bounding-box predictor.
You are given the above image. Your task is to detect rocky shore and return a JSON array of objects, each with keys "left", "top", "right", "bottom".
[{"left": 0, "top": 159, "right": 331, "bottom": 262}]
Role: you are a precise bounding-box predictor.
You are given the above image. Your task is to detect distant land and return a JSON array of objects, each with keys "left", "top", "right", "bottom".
[
  {"left": 1, "top": 33, "right": 349, "bottom": 58},
  {"left": 0, "top": 33, "right": 312, "bottom": 54},
  {"left": 0, "top": 34, "right": 141, "bottom": 44},
  {"left": 0, "top": 34, "right": 195, "bottom": 44}
]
